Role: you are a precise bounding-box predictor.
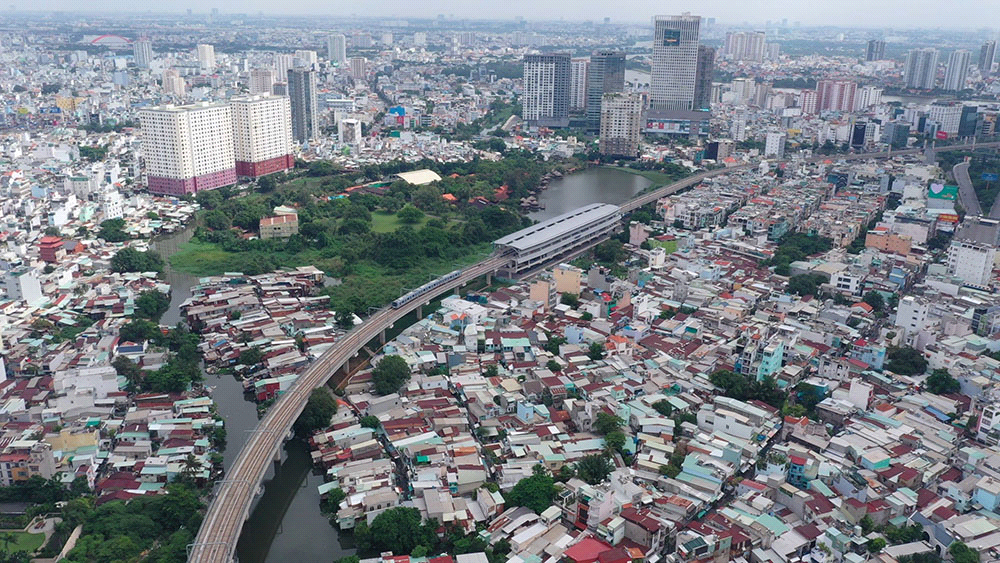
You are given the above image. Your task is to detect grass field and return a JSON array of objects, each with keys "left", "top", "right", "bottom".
[
  {"left": 0, "top": 530, "right": 45, "bottom": 554},
  {"left": 371, "top": 211, "right": 428, "bottom": 233},
  {"left": 169, "top": 240, "right": 254, "bottom": 277},
  {"left": 650, "top": 239, "right": 678, "bottom": 253}
]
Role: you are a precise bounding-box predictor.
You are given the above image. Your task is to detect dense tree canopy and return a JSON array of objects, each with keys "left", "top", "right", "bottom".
[
  {"left": 134, "top": 290, "right": 170, "bottom": 322},
  {"left": 709, "top": 370, "right": 786, "bottom": 409},
  {"left": 886, "top": 346, "right": 928, "bottom": 376},
  {"left": 110, "top": 247, "right": 164, "bottom": 273},
  {"left": 294, "top": 388, "right": 338, "bottom": 436},
  {"left": 576, "top": 454, "right": 614, "bottom": 485},
  {"left": 925, "top": 368, "right": 961, "bottom": 395},
  {"left": 505, "top": 472, "right": 557, "bottom": 514},
  {"left": 354, "top": 507, "right": 438, "bottom": 557},
  {"left": 372, "top": 355, "right": 411, "bottom": 395}
]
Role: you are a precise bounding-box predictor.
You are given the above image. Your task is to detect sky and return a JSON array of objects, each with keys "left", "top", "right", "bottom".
[{"left": 11, "top": 0, "right": 1000, "bottom": 30}]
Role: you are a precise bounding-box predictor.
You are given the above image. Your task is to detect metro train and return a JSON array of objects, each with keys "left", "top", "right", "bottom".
[{"left": 391, "top": 269, "right": 463, "bottom": 308}]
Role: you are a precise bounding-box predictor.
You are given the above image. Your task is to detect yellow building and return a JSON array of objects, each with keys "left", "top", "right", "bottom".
[{"left": 553, "top": 263, "right": 582, "bottom": 295}]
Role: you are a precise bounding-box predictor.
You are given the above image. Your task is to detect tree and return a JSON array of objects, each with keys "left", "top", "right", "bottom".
[
  {"left": 587, "top": 342, "right": 604, "bottom": 361},
  {"left": 786, "top": 274, "right": 827, "bottom": 297},
  {"left": 505, "top": 473, "right": 557, "bottom": 514},
  {"left": 257, "top": 175, "right": 278, "bottom": 192},
  {"left": 593, "top": 240, "right": 625, "bottom": 264},
  {"left": 360, "top": 507, "right": 438, "bottom": 556},
  {"left": 886, "top": 346, "right": 928, "bottom": 376},
  {"left": 652, "top": 399, "right": 673, "bottom": 417},
  {"left": 360, "top": 415, "right": 380, "bottom": 429},
  {"left": 859, "top": 515, "right": 876, "bottom": 535},
  {"left": 372, "top": 355, "right": 411, "bottom": 395},
  {"left": 581, "top": 312, "right": 593, "bottom": 321},
  {"left": 925, "top": 368, "right": 961, "bottom": 395},
  {"left": 110, "top": 247, "right": 164, "bottom": 273},
  {"left": 119, "top": 319, "right": 159, "bottom": 342},
  {"left": 867, "top": 538, "right": 887, "bottom": 554},
  {"left": 604, "top": 430, "right": 626, "bottom": 454},
  {"left": 594, "top": 412, "right": 622, "bottom": 435},
  {"left": 863, "top": 291, "right": 885, "bottom": 312},
  {"left": 483, "top": 364, "right": 499, "bottom": 378},
  {"left": 112, "top": 355, "right": 143, "bottom": 389},
  {"left": 560, "top": 293, "right": 580, "bottom": 308},
  {"left": 397, "top": 204, "right": 425, "bottom": 224},
  {"left": 98, "top": 218, "right": 129, "bottom": 242},
  {"left": 239, "top": 347, "right": 264, "bottom": 366},
  {"left": 322, "top": 488, "right": 347, "bottom": 514},
  {"left": 576, "top": 454, "right": 613, "bottom": 485},
  {"left": 546, "top": 359, "right": 562, "bottom": 372},
  {"left": 949, "top": 542, "right": 980, "bottom": 563},
  {"left": 293, "top": 388, "right": 338, "bottom": 436},
  {"left": 335, "top": 308, "right": 355, "bottom": 329},
  {"left": 203, "top": 209, "right": 232, "bottom": 231},
  {"left": 134, "top": 290, "right": 170, "bottom": 322}
]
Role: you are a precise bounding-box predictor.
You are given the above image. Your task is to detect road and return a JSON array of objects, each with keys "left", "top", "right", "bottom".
[
  {"left": 953, "top": 161, "right": 985, "bottom": 217},
  {"left": 188, "top": 141, "right": 1000, "bottom": 562}
]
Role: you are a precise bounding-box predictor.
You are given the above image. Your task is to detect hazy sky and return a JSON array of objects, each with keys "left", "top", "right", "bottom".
[{"left": 11, "top": 0, "right": 1000, "bottom": 29}]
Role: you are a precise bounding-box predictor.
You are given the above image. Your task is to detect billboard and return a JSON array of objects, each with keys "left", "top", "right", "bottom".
[
  {"left": 928, "top": 183, "right": 958, "bottom": 200},
  {"left": 661, "top": 29, "right": 680, "bottom": 46},
  {"left": 982, "top": 173, "right": 999, "bottom": 182},
  {"left": 936, "top": 131, "right": 948, "bottom": 140},
  {"left": 937, "top": 213, "right": 960, "bottom": 223}
]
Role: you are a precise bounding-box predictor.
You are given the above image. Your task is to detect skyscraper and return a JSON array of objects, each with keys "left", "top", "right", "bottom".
[
  {"left": 231, "top": 95, "right": 294, "bottom": 178},
  {"left": 904, "top": 48, "right": 938, "bottom": 90},
  {"left": 522, "top": 53, "right": 572, "bottom": 128},
  {"left": 294, "top": 50, "right": 318, "bottom": 70},
  {"left": 161, "top": 69, "right": 186, "bottom": 97},
  {"left": 138, "top": 102, "right": 236, "bottom": 195},
  {"left": 287, "top": 68, "right": 318, "bottom": 143},
  {"left": 944, "top": 50, "right": 971, "bottom": 91},
  {"left": 980, "top": 40, "right": 996, "bottom": 77},
  {"left": 865, "top": 40, "right": 886, "bottom": 62},
  {"left": 133, "top": 39, "right": 153, "bottom": 69},
  {"left": 350, "top": 57, "right": 367, "bottom": 80},
  {"left": 815, "top": 80, "right": 858, "bottom": 112},
  {"left": 327, "top": 34, "right": 347, "bottom": 64},
  {"left": 196, "top": 44, "right": 215, "bottom": 73},
  {"left": 650, "top": 14, "right": 700, "bottom": 112},
  {"left": 273, "top": 53, "right": 295, "bottom": 82},
  {"left": 585, "top": 51, "right": 625, "bottom": 130},
  {"left": 724, "top": 31, "right": 765, "bottom": 62},
  {"left": 599, "top": 93, "right": 643, "bottom": 158},
  {"left": 249, "top": 69, "right": 275, "bottom": 95},
  {"left": 569, "top": 58, "right": 589, "bottom": 111},
  {"left": 693, "top": 45, "right": 715, "bottom": 111}
]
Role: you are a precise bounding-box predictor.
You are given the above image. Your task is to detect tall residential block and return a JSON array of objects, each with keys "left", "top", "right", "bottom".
[
  {"left": 327, "top": 33, "right": 347, "bottom": 64},
  {"left": 522, "top": 53, "right": 572, "bottom": 128},
  {"left": 650, "top": 14, "right": 700, "bottom": 112},
  {"left": 162, "top": 69, "right": 186, "bottom": 97},
  {"left": 570, "top": 58, "right": 589, "bottom": 111},
  {"left": 294, "top": 50, "right": 318, "bottom": 70},
  {"left": 599, "top": 93, "right": 643, "bottom": 158},
  {"left": 231, "top": 95, "right": 294, "bottom": 178},
  {"left": 980, "top": 40, "right": 996, "bottom": 77},
  {"left": 249, "top": 69, "right": 275, "bottom": 95},
  {"left": 944, "top": 49, "right": 971, "bottom": 92},
  {"left": 815, "top": 80, "right": 857, "bottom": 113},
  {"left": 904, "top": 48, "right": 938, "bottom": 90},
  {"left": 196, "top": 43, "right": 215, "bottom": 72},
  {"left": 865, "top": 39, "right": 886, "bottom": 62},
  {"left": 854, "top": 85, "right": 883, "bottom": 109},
  {"left": 724, "top": 31, "right": 765, "bottom": 62},
  {"left": 586, "top": 51, "right": 625, "bottom": 130},
  {"left": 350, "top": 57, "right": 367, "bottom": 80},
  {"left": 693, "top": 45, "right": 715, "bottom": 111},
  {"left": 133, "top": 39, "right": 153, "bottom": 69},
  {"left": 287, "top": 68, "right": 319, "bottom": 143},
  {"left": 273, "top": 53, "right": 295, "bottom": 83},
  {"left": 138, "top": 102, "right": 236, "bottom": 195}
]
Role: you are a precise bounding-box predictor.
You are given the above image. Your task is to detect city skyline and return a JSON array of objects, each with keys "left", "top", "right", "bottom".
[{"left": 8, "top": 0, "right": 1000, "bottom": 30}]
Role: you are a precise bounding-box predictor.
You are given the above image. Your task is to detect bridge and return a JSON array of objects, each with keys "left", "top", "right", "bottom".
[{"left": 189, "top": 141, "right": 1000, "bottom": 562}]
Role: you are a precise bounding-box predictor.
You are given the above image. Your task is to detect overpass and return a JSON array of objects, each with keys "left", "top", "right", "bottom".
[{"left": 189, "top": 141, "right": 1000, "bottom": 562}]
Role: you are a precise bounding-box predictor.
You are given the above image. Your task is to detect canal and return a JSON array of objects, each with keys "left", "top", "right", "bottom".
[{"left": 152, "top": 166, "right": 650, "bottom": 563}]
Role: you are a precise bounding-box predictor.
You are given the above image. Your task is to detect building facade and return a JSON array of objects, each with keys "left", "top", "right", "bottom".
[
  {"left": 231, "top": 95, "right": 294, "bottom": 178},
  {"left": 522, "top": 53, "right": 572, "bottom": 128},
  {"left": 904, "top": 48, "right": 938, "bottom": 90},
  {"left": 570, "top": 58, "right": 589, "bottom": 111},
  {"left": 599, "top": 93, "right": 643, "bottom": 158},
  {"left": 287, "top": 68, "right": 319, "bottom": 143},
  {"left": 328, "top": 34, "right": 347, "bottom": 64},
  {"left": 724, "top": 31, "right": 766, "bottom": 62},
  {"left": 944, "top": 49, "right": 971, "bottom": 92},
  {"left": 815, "top": 80, "right": 857, "bottom": 113},
  {"left": 249, "top": 69, "right": 276, "bottom": 95},
  {"left": 980, "top": 40, "right": 997, "bottom": 77},
  {"left": 693, "top": 45, "right": 715, "bottom": 111},
  {"left": 138, "top": 102, "right": 236, "bottom": 195},
  {"left": 133, "top": 39, "right": 153, "bottom": 69},
  {"left": 651, "top": 14, "right": 700, "bottom": 112},
  {"left": 865, "top": 40, "right": 886, "bottom": 62},
  {"left": 196, "top": 43, "right": 215, "bottom": 72},
  {"left": 585, "top": 51, "right": 626, "bottom": 131}
]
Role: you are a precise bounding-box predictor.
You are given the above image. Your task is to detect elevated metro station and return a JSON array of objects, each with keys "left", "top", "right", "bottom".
[{"left": 493, "top": 203, "right": 621, "bottom": 277}]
